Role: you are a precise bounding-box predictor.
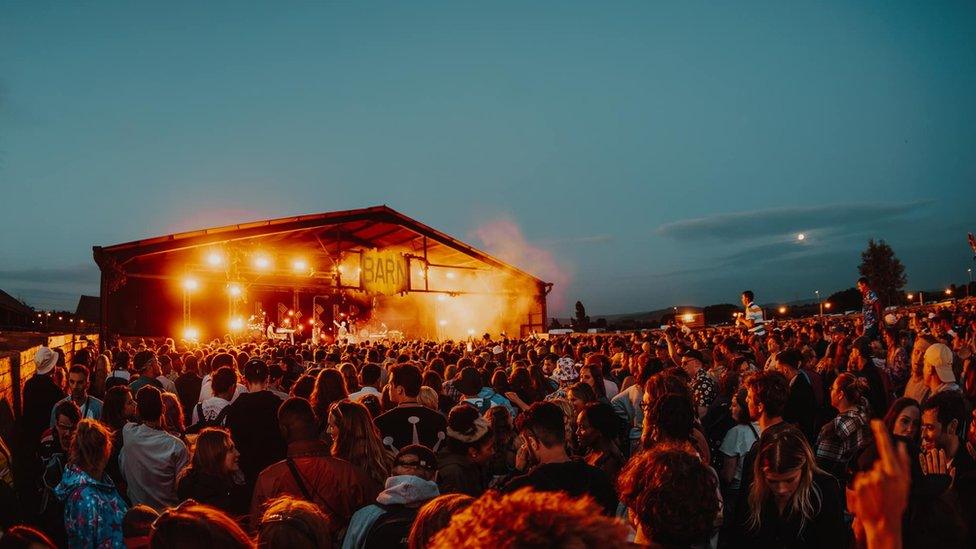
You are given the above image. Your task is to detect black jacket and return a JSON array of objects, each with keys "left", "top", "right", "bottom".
[{"left": 784, "top": 373, "right": 818, "bottom": 444}]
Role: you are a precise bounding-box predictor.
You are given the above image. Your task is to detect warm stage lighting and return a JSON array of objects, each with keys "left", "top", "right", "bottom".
[
  {"left": 229, "top": 317, "right": 244, "bottom": 331},
  {"left": 292, "top": 259, "right": 308, "bottom": 272},
  {"left": 467, "top": 328, "right": 475, "bottom": 336},
  {"left": 825, "top": 302, "right": 832, "bottom": 309},
  {"left": 183, "top": 327, "right": 200, "bottom": 340},
  {"left": 287, "top": 310, "right": 294, "bottom": 316},
  {"left": 438, "top": 319, "right": 448, "bottom": 327},
  {"left": 437, "top": 294, "right": 446, "bottom": 302},
  {"left": 206, "top": 252, "right": 223, "bottom": 267},
  {"left": 445, "top": 271, "right": 456, "bottom": 280},
  {"left": 228, "top": 284, "right": 242, "bottom": 297},
  {"left": 254, "top": 255, "right": 270, "bottom": 270},
  {"left": 946, "top": 288, "right": 953, "bottom": 295},
  {"left": 682, "top": 313, "right": 695, "bottom": 323},
  {"left": 183, "top": 277, "right": 199, "bottom": 291},
  {"left": 778, "top": 306, "right": 787, "bottom": 314},
  {"left": 907, "top": 293, "right": 914, "bottom": 300}
]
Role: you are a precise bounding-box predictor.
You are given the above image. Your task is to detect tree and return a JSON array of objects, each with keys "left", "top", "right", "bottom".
[
  {"left": 572, "top": 301, "right": 590, "bottom": 331},
  {"left": 858, "top": 239, "right": 907, "bottom": 307}
]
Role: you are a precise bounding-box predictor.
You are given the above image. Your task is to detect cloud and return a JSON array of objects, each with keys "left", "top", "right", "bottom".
[
  {"left": 656, "top": 201, "right": 931, "bottom": 242},
  {"left": 0, "top": 264, "right": 99, "bottom": 284}
]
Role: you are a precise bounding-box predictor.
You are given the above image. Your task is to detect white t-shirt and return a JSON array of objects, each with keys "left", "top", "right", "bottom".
[
  {"left": 191, "top": 396, "right": 232, "bottom": 426},
  {"left": 197, "top": 374, "right": 246, "bottom": 403},
  {"left": 719, "top": 422, "right": 760, "bottom": 489}
]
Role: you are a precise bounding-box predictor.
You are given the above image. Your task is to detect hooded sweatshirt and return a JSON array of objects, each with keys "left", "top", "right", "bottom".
[
  {"left": 341, "top": 475, "right": 440, "bottom": 549},
  {"left": 54, "top": 464, "right": 128, "bottom": 549}
]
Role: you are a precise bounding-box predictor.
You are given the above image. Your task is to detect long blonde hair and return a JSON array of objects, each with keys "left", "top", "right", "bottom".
[
  {"left": 329, "top": 400, "right": 391, "bottom": 487},
  {"left": 747, "top": 426, "right": 823, "bottom": 534}
]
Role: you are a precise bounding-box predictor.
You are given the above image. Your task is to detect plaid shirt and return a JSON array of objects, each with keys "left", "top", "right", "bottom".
[{"left": 816, "top": 408, "right": 869, "bottom": 469}]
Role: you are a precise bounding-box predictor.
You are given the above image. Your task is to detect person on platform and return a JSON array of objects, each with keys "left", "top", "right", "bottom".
[
  {"left": 736, "top": 290, "right": 767, "bottom": 338},
  {"left": 857, "top": 276, "right": 882, "bottom": 342}
]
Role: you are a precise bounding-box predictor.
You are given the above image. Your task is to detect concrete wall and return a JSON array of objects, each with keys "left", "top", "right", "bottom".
[{"left": 0, "top": 333, "right": 99, "bottom": 422}]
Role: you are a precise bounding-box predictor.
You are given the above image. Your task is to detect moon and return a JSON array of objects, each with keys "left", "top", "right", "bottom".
[{"left": 797, "top": 233, "right": 806, "bottom": 241}]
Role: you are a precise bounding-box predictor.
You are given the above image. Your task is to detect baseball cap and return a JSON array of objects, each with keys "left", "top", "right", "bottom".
[
  {"left": 243, "top": 359, "right": 269, "bottom": 381},
  {"left": 924, "top": 343, "right": 955, "bottom": 383},
  {"left": 394, "top": 444, "right": 438, "bottom": 471}
]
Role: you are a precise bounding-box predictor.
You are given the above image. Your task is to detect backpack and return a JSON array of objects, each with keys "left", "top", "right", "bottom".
[
  {"left": 463, "top": 390, "right": 496, "bottom": 415},
  {"left": 363, "top": 503, "right": 420, "bottom": 549},
  {"left": 186, "top": 403, "right": 230, "bottom": 434}
]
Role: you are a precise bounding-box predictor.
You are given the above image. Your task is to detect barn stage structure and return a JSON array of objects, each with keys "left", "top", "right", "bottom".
[{"left": 93, "top": 206, "right": 551, "bottom": 343}]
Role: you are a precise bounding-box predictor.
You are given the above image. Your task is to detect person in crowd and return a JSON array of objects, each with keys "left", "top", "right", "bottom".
[
  {"left": 883, "top": 397, "right": 921, "bottom": 445},
  {"left": 225, "top": 359, "right": 286, "bottom": 485},
  {"left": 49, "top": 364, "right": 102, "bottom": 428},
  {"left": 905, "top": 334, "right": 936, "bottom": 404},
  {"left": 681, "top": 349, "right": 717, "bottom": 416},
  {"left": 20, "top": 347, "right": 66, "bottom": 458},
  {"left": 437, "top": 405, "right": 493, "bottom": 497},
  {"left": 486, "top": 406, "right": 517, "bottom": 479},
  {"left": 250, "top": 397, "right": 380, "bottom": 533},
  {"left": 924, "top": 343, "right": 962, "bottom": 396},
  {"left": 343, "top": 445, "right": 440, "bottom": 549},
  {"left": 883, "top": 329, "right": 910, "bottom": 390},
  {"left": 452, "top": 367, "right": 517, "bottom": 418},
  {"left": 406, "top": 494, "right": 474, "bottom": 549},
  {"left": 718, "top": 387, "right": 760, "bottom": 521},
  {"left": 504, "top": 401, "right": 617, "bottom": 515},
  {"left": 347, "top": 363, "right": 383, "bottom": 403},
  {"left": 858, "top": 276, "right": 882, "bottom": 342},
  {"left": 121, "top": 505, "right": 158, "bottom": 549},
  {"left": 578, "top": 362, "right": 610, "bottom": 404},
  {"left": 175, "top": 355, "right": 203, "bottom": 425},
  {"left": 256, "top": 496, "right": 333, "bottom": 549},
  {"left": 739, "top": 425, "right": 848, "bottom": 547},
  {"left": 643, "top": 392, "right": 699, "bottom": 451},
  {"left": 815, "top": 373, "right": 871, "bottom": 485},
  {"left": 507, "top": 367, "right": 542, "bottom": 407},
  {"left": 565, "top": 382, "right": 597, "bottom": 415},
  {"left": 88, "top": 354, "right": 112, "bottom": 400},
  {"left": 429, "top": 488, "right": 627, "bottom": 548},
  {"left": 119, "top": 386, "right": 189, "bottom": 511},
  {"left": 54, "top": 419, "right": 128, "bottom": 549},
  {"left": 920, "top": 390, "right": 976, "bottom": 525},
  {"left": 176, "top": 428, "right": 249, "bottom": 519},
  {"left": 0, "top": 526, "right": 57, "bottom": 549},
  {"left": 328, "top": 400, "right": 392, "bottom": 488},
  {"left": 310, "top": 368, "right": 348, "bottom": 436},
  {"left": 36, "top": 400, "right": 81, "bottom": 545},
  {"left": 160, "top": 392, "right": 187, "bottom": 440},
  {"left": 198, "top": 353, "right": 246, "bottom": 403},
  {"left": 736, "top": 290, "right": 767, "bottom": 338},
  {"left": 340, "top": 363, "right": 361, "bottom": 395},
  {"left": 189, "top": 366, "right": 237, "bottom": 432},
  {"left": 619, "top": 442, "right": 721, "bottom": 547},
  {"left": 776, "top": 349, "right": 818, "bottom": 443},
  {"left": 576, "top": 402, "right": 625, "bottom": 482},
  {"left": 611, "top": 358, "right": 659, "bottom": 455},
  {"left": 416, "top": 386, "right": 440, "bottom": 411},
  {"left": 375, "top": 364, "right": 447, "bottom": 452},
  {"left": 156, "top": 355, "right": 178, "bottom": 394},
  {"left": 128, "top": 351, "right": 163, "bottom": 393},
  {"left": 148, "top": 501, "right": 252, "bottom": 549}
]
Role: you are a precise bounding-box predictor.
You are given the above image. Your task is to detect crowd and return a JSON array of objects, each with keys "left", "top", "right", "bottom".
[{"left": 0, "top": 277, "right": 974, "bottom": 548}]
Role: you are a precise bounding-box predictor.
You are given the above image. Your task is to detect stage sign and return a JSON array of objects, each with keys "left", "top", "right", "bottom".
[{"left": 361, "top": 249, "right": 408, "bottom": 295}]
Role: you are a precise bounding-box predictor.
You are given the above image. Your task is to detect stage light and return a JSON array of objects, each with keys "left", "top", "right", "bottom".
[
  {"left": 778, "top": 306, "right": 787, "bottom": 314},
  {"left": 945, "top": 288, "right": 953, "bottom": 295},
  {"left": 467, "top": 328, "right": 475, "bottom": 336},
  {"left": 287, "top": 310, "right": 294, "bottom": 316},
  {"left": 437, "top": 294, "right": 446, "bottom": 302},
  {"left": 825, "top": 302, "right": 832, "bottom": 309},
  {"left": 309, "top": 320, "right": 314, "bottom": 326},
  {"left": 37, "top": 313, "right": 42, "bottom": 318},
  {"left": 183, "top": 327, "right": 200, "bottom": 340},
  {"left": 79, "top": 319, "right": 84, "bottom": 324},
  {"left": 292, "top": 259, "right": 308, "bottom": 272},
  {"left": 446, "top": 271, "right": 456, "bottom": 280},
  {"left": 206, "top": 252, "right": 223, "bottom": 267},
  {"left": 58, "top": 316, "right": 63, "bottom": 321},
  {"left": 907, "top": 293, "right": 914, "bottom": 300},
  {"left": 228, "top": 284, "right": 242, "bottom": 297},
  {"left": 229, "top": 317, "right": 244, "bottom": 331},
  {"left": 438, "top": 319, "right": 448, "bottom": 327},
  {"left": 683, "top": 313, "right": 694, "bottom": 323},
  {"left": 182, "top": 277, "right": 199, "bottom": 291},
  {"left": 254, "top": 255, "right": 270, "bottom": 270}
]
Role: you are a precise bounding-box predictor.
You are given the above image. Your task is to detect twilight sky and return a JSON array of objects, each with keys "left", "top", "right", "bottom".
[{"left": 1, "top": 1, "right": 975, "bottom": 316}]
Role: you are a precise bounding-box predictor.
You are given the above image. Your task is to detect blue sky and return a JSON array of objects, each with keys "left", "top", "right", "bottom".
[{"left": 1, "top": 1, "right": 974, "bottom": 315}]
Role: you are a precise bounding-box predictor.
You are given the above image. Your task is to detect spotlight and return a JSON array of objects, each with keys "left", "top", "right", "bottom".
[
  {"left": 79, "top": 319, "right": 84, "bottom": 324},
  {"left": 445, "top": 271, "right": 456, "bottom": 280},
  {"left": 229, "top": 317, "right": 244, "bottom": 331},
  {"left": 288, "top": 310, "right": 294, "bottom": 317},
  {"left": 778, "top": 306, "right": 787, "bottom": 314},
  {"left": 292, "top": 259, "right": 308, "bottom": 272},
  {"left": 825, "top": 302, "right": 832, "bottom": 309},
  {"left": 945, "top": 288, "right": 953, "bottom": 295},
  {"left": 907, "top": 293, "right": 914, "bottom": 300},
  {"left": 182, "top": 277, "right": 199, "bottom": 291},
  {"left": 228, "top": 284, "right": 242, "bottom": 297},
  {"left": 682, "top": 313, "right": 695, "bottom": 323},
  {"left": 206, "top": 252, "right": 223, "bottom": 267},
  {"left": 438, "top": 319, "right": 448, "bottom": 327},
  {"left": 254, "top": 255, "right": 270, "bottom": 270},
  {"left": 183, "top": 327, "right": 200, "bottom": 340},
  {"left": 467, "top": 328, "right": 475, "bottom": 336}
]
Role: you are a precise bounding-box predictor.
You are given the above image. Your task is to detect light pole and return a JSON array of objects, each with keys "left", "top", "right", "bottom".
[
  {"left": 968, "top": 268, "right": 973, "bottom": 298},
  {"left": 815, "top": 290, "right": 821, "bottom": 318}
]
